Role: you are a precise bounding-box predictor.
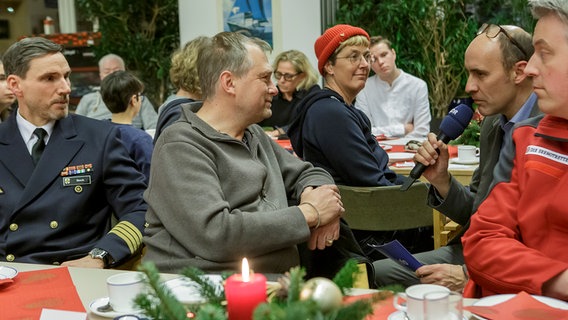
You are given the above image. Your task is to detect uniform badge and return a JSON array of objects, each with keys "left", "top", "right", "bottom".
[
  {"left": 61, "top": 163, "right": 94, "bottom": 176},
  {"left": 62, "top": 175, "right": 92, "bottom": 187}
]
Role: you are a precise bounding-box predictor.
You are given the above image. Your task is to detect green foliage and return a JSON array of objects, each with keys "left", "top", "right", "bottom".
[
  {"left": 331, "top": 259, "right": 359, "bottom": 295},
  {"left": 337, "top": 0, "right": 533, "bottom": 118},
  {"left": 286, "top": 266, "right": 305, "bottom": 304},
  {"left": 451, "top": 118, "right": 481, "bottom": 147},
  {"left": 134, "top": 260, "right": 387, "bottom": 320},
  {"left": 135, "top": 262, "right": 188, "bottom": 320},
  {"left": 474, "top": 0, "right": 534, "bottom": 32},
  {"left": 75, "top": 0, "right": 180, "bottom": 107},
  {"left": 337, "top": 0, "right": 477, "bottom": 118},
  {"left": 181, "top": 267, "right": 227, "bottom": 307}
]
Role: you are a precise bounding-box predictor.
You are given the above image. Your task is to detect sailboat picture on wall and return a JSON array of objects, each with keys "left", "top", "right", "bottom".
[{"left": 223, "top": 0, "right": 273, "bottom": 47}]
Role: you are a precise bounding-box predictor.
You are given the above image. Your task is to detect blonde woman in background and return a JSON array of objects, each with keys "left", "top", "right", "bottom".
[
  {"left": 259, "top": 50, "right": 319, "bottom": 138},
  {"left": 154, "top": 36, "right": 208, "bottom": 141}
]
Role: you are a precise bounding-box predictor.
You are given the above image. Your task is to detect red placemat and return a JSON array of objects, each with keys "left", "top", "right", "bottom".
[
  {"left": 0, "top": 267, "right": 85, "bottom": 319},
  {"left": 464, "top": 291, "right": 568, "bottom": 320}
]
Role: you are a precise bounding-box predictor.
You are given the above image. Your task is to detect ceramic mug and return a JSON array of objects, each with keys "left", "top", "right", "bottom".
[
  {"left": 457, "top": 145, "right": 479, "bottom": 162},
  {"left": 393, "top": 284, "right": 450, "bottom": 320},
  {"left": 106, "top": 272, "right": 146, "bottom": 313},
  {"left": 424, "top": 291, "right": 463, "bottom": 320}
]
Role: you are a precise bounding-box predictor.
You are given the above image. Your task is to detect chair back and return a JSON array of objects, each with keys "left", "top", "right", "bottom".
[{"left": 339, "top": 182, "right": 432, "bottom": 231}]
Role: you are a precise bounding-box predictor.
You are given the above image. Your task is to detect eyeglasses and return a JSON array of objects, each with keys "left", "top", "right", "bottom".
[
  {"left": 274, "top": 71, "right": 301, "bottom": 81},
  {"left": 336, "top": 51, "right": 372, "bottom": 65},
  {"left": 477, "top": 23, "right": 529, "bottom": 59}
]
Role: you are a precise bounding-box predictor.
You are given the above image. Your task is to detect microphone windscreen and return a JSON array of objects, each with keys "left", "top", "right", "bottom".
[{"left": 439, "top": 104, "right": 474, "bottom": 140}]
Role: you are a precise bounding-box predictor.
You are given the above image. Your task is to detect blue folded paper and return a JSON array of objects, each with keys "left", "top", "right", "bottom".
[{"left": 368, "top": 240, "right": 424, "bottom": 271}]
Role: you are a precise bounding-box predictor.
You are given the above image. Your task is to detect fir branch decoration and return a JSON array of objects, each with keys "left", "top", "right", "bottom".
[
  {"left": 331, "top": 259, "right": 360, "bottom": 295},
  {"left": 181, "top": 267, "right": 226, "bottom": 306},
  {"left": 286, "top": 266, "right": 305, "bottom": 304},
  {"left": 134, "top": 259, "right": 389, "bottom": 320},
  {"left": 135, "top": 262, "right": 188, "bottom": 320}
]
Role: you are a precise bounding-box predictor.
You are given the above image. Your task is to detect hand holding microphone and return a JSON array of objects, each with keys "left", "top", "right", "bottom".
[{"left": 400, "top": 104, "right": 474, "bottom": 191}]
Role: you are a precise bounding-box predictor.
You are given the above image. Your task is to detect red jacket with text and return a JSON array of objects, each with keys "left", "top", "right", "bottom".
[{"left": 462, "top": 114, "right": 568, "bottom": 299}]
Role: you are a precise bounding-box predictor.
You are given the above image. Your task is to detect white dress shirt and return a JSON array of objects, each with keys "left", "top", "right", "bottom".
[
  {"left": 16, "top": 110, "right": 54, "bottom": 155},
  {"left": 356, "top": 70, "right": 431, "bottom": 138}
]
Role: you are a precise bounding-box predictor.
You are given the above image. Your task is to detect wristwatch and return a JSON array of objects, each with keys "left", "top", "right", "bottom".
[{"left": 89, "top": 248, "right": 113, "bottom": 268}]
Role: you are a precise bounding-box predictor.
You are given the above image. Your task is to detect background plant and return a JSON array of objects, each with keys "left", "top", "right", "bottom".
[
  {"left": 76, "top": 0, "right": 180, "bottom": 108},
  {"left": 336, "top": 0, "right": 532, "bottom": 118}
]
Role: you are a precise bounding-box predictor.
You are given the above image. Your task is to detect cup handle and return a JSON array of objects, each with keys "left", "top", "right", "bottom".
[
  {"left": 393, "top": 293, "right": 408, "bottom": 312},
  {"left": 475, "top": 148, "right": 480, "bottom": 156}
]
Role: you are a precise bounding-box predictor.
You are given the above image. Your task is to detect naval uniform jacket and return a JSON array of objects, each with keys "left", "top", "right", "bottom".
[{"left": 0, "top": 113, "right": 148, "bottom": 266}]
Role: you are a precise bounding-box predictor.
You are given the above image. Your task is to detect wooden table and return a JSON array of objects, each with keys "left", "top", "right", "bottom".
[
  {"left": 2, "top": 262, "right": 479, "bottom": 319},
  {"left": 2, "top": 262, "right": 178, "bottom": 319}
]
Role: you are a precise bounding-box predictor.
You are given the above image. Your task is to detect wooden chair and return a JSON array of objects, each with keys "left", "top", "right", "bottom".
[{"left": 339, "top": 182, "right": 433, "bottom": 232}]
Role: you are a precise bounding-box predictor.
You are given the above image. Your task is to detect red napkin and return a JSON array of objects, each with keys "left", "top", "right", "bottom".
[
  {"left": 0, "top": 267, "right": 85, "bottom": 320},
  {"left": 375, "top": 134, "right": 387, "bottom": 141},
  {"left": 344, "top": 292, "right": 396, "bottom": 319},
  {"left": 0, "top": 278, "right": 14, "bottom": 286},
  {"left": 464, "top": 291, "right": 568, "bottom": 320},
  {"left": 448, "top": 145, "right": 458, "bottom": 158}
]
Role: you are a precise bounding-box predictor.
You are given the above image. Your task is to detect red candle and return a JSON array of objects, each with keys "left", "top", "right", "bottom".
[{"left": 225, "top": 258, "right": 267, "bottom": 320}]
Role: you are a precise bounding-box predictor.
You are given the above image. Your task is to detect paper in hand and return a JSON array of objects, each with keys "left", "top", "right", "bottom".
[{"left": 368, "top": 239, "right": 423, "bottom": 271}]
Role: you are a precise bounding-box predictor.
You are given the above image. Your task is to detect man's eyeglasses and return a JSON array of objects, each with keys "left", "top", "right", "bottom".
[
  {"left": 336, "top": 51, "right": 372, "bottom": 65},
  {"left": 274, "top": 71, "right": 301, "bottom": 81},
  {"left": 477, "top": 23, "right": 529, "bottom": 59}
]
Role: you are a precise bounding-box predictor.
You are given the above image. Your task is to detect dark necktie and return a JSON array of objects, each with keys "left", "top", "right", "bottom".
[{"left": 31, "top": 128, "right": 47, "bottom": 165}]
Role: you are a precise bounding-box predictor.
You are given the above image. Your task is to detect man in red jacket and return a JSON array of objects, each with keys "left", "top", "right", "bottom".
[{"left": 462, "top": 0, "right": 568, "bottom": 301}]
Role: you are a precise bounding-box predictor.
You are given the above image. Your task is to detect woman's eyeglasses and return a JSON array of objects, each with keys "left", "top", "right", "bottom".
[
  {"left": 336, "top": 51, "right": 372, "bottom": 65},
  {"left": 274, "top": 71, "right": 301, "bottom": 81},
  {"left": 477, "top": 23, "right": 529, "bottom": 59}
]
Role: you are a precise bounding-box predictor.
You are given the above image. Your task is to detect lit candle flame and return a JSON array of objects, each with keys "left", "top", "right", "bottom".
[{"left": 242, "top": 258, "right": 250, "bottom": 282}]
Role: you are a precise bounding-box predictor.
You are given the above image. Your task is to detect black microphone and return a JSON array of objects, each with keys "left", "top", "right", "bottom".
[{"left": 400, "top": 104, "right": 474, "bottom": 191}]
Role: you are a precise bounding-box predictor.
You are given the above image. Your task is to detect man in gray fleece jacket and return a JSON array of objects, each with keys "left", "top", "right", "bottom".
[{"left": 143, "top": 32, "right": 344, "bottom": 274}]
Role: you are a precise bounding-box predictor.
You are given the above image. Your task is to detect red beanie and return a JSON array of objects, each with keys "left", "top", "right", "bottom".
[{"left": 314, "top": 24, "right": 370, "bottom": 75}]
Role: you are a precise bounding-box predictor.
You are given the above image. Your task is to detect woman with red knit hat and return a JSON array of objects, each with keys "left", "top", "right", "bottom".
[
  {"left": 288, "top": 24, "right": 408, "bottom": 286},
  {"left": 288, "top": 24, "right": 406, "bottom": 187}
]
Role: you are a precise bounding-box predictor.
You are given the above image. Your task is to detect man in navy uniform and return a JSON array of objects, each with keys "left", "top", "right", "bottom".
[{"left": 0, "top": 37, "right": 148, "bottom": 268}]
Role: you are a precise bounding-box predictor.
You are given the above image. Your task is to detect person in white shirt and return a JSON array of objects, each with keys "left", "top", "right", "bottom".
[{"left": 356, "top": 36, "right": 431, "bottom": 139}]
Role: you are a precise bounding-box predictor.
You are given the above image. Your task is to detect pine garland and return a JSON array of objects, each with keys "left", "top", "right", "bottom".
[{"left": 134, "top": 260, "right": 398, "bottom": 320}]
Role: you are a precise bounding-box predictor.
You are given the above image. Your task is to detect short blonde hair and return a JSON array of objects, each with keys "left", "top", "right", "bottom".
[{"left": 169, "top": 36, "right": 208, "bottom": 97}]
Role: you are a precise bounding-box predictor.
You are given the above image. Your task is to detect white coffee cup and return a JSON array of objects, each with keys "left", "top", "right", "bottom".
[
  {"left": 393, "top": 284, "right": 450, "bottom": 320},
  {"left": 457, "top": 145, "right": 479, "bottom": 162},
  {"left": 106, "top": 272, "right": 146, "bottom": 313},
  {"left": 424, "top": 291, "right": 463, "bottom": 320}
]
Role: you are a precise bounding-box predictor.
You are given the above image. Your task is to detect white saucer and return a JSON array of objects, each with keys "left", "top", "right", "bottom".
[
  {"left": 388, "top": 310, "right": 467, "bottom": 320},
  {"left": 472, "top": 294, "right": 568, "bottom": 320},
  {"left": 380, "top": 138, "right": 416, "bottom": 146},
  {"left": 450, "top": 158, "right": 479, "bottom": 165},
  {"left": 0, "top": 265, "right": 18, "bottom": 279},
  {"left": 89, "top": 297, "right": 143, "bottom": 318},
  {"left": 388, "top": 152, "right": 415, "bottom": 162}
]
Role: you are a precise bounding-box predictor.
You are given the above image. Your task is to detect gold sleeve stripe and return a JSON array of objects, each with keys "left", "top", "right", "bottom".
[{"left": 109, "top": 221, "right": 143, "bottom": 254}]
